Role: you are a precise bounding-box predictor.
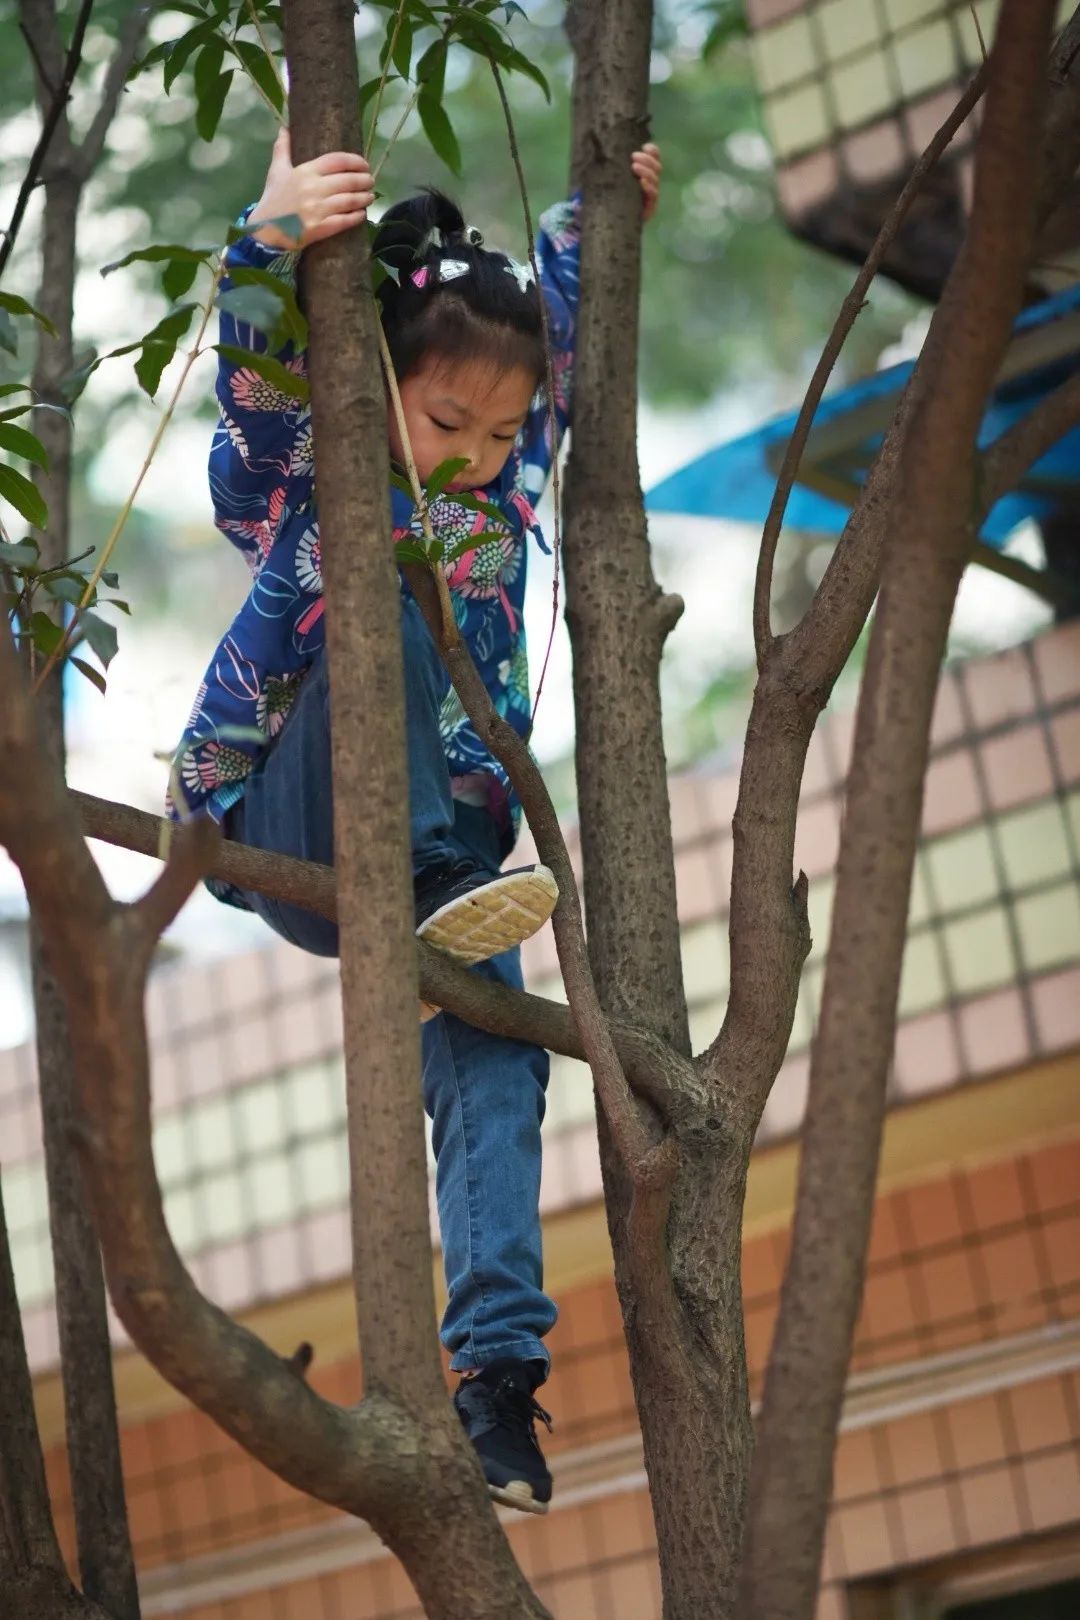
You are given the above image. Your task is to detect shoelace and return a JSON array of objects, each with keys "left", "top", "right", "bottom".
[{"left": 475, "top": 1377, "right": 553, "bottom": 1440}]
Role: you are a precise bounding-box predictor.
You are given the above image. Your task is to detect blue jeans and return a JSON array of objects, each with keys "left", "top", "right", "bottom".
[{"left": 229, "top": 594, "right": 555, "bottom": 1373}]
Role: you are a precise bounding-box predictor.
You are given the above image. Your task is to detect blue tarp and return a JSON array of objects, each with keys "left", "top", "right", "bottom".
[{"left": 646, "top": 285, "right": 1080, "bottom": 549}]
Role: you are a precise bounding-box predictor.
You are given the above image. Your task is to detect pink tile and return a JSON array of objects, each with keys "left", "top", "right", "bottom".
[
  {"left": 669, "top": 775, "right": 706, "bottom": 850},
  {"left": 1032, "top": 622, "right": 1080, "bottom": 705},
  {"left": 777, "top": 148, "right": 841, "bottom": 219},
  {"left": 1031, "top": 968, "right": 1080, "bottom": 1052},
  {"left": 521, "top": 925, "right": 560, "bottom": 982},
  {"left": 746, "top": 0, "right": 805, "bottom": 27},
  {"left": 821, "top": 708, "right": 856, "bottom": 778},
  {"left": 205, "top": 1240, "right": 256, "bottom": 1312},
  {"left": 700, "top": 769, "right": 740, "bottom": 837},
  {"left": 893, "top": 1010, "right": 962, "bottom": 1098},
  {"left": 305, "top": 1205, "right": 352, "bottom": 1284},
  {"left": 921, "top": 748, "right": 981, "bottom": 836},
  {"left": 842, "top": 119, "right": 906, "bottom": 185},
  {"left": 675, "top": 843, "right": 721, "bottom": 927},
  {"left": 905, "top": 86, "right": 977, "bottom": 153},
  {"left": 22, "top": 1304, "right": 58, "bottom": 1373},
  {"left": 1049, "top": 708, "right": 1080, "bottom": 786},
  {"left": 957, "top": 987, "right": 1031, "bottom": 1078},
  {"left": 794, "top": 798, "right": 841, "bottom": 882},
  {"left": 930, "top": 670, "right": 965, "bottom": 746},
  {"left": 563, "top": 1121, "right": 603, "bottom": 1207},
  {"left": 800, "top": 727, "right": 833, "bottom": 799},
  {"left": 980, "top": 726, "right": 1054, "bottom": 811},
  {"left": 254, "top": 1223, "right": 305, "bottom": 1298},
  {"left": 962, "top": 647, "right": 1038, "bottom": 731},
  {"left": 759, "top": 1052, "right": 810, "bottom": 1142}
]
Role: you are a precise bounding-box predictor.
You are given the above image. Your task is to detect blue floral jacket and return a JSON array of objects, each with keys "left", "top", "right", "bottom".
[{"left": 171, "top": 197, "right": 581, "bottom": 906}]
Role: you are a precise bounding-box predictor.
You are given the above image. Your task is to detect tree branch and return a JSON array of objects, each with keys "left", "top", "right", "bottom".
[
  {"left": 0, "top": 1172, "right": 66, "bottom": 1583},
  {"left": 69, "top": 785, "right": 691, "bottom": 1103},
  {"left": 740, "top": 8, "right": 1059, "bottom": 1617},
  {"left": 750, "top": 61, "right": 989, "bottom": 667},
  {"left": 981, "top": 367, "right": 1080, "bottom": 507},
  {"left": 2, "top": 0, "right": 93, "bottom": 278},
  {"left": 76, "top": 0, "right": 156, "bottom": 179}
]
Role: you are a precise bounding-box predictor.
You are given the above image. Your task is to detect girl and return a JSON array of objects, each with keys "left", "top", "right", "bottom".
[{"left": 173, "top": 126, "right": 662, "bottom": 1514}]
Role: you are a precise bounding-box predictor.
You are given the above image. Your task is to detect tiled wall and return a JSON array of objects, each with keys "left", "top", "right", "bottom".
[
  {"left": 744, "top": 0, "right": 1074, "bottom": 222},
  {"left": 37, "top": 1140, "right": 1080, "bottom": 1619},
  {"left": 5, "top": 625, "right": 1080, "bottom": 1367}
]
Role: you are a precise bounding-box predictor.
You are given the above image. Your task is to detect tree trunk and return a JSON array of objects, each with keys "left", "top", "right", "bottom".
[
  {"left": 21, "top": 4, "right": 140, "bottom": 1609},
  {"left": 564, "top": 5, "right": 758, "bottom": 1616},
  {"left": 740, "top": 7, "right": 1059, "bottom": 1617}
]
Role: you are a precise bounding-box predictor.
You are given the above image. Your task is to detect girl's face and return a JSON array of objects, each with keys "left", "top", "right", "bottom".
[{"left": 389, "top": 354, "right": 536, "bottom": 494}]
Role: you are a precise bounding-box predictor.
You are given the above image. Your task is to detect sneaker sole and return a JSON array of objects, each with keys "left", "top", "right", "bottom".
[
  {"left": 489, "top": 1480, "right": 550, "bottom": 1516},
  {"left": 416, "top": 867, "right": 558, "bottom": 969}
]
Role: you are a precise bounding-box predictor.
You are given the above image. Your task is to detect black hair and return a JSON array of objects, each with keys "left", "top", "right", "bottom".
[{"left": 373, "top": 188, "right": 544, "bottom": 387}]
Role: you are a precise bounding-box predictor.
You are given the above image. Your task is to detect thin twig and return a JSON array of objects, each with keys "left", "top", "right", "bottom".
[
  {"left": 750, "top": 59, "right": 989, "bottom": 669},
  {"left": 489, "top": 58, "right": 563, "bottom": 734},
  {"left": 365, "top": 0, "right": 408, "bottom": 153},
  {"left": 33, "top": 262, "right": 225, "bottom": 691},
  {"left": 1, "top": 0, "right": 96, "bottom": 280},
  {"left": 244, "top": 0, "right": 286, "bottom": 101},
  {"left": 981, "top": 367, "right": 1080, "bottom": 508},
  {"left": 77, "top": 0, "right": 156, "bottom": 178},
  {"left": 372, "top": 84, "right": 422, "bottom": 185}
]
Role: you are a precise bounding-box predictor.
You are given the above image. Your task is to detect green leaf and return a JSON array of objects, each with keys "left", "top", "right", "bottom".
[
  {"left": 71, "top": 656, "right": 107, "bottom": 694},
  {"left": 425, "top": 455, "right": 470, "bottom": 500},
  {"left": 0, "top": 384, "right": 30, "bottom": 399},
  {"left": 163, "top": 19, "right": 217, "bottom": 92},
  {"left": 79, "top": 610, "right": 119, "bottom": 669},
  {"left": 221, "top": 266, "right": 307, "bottom": 346},
  {"left": 101, "top": 570, "right": 119, "bottom": 589},
  {"left": 501, "top": 46, "right": 551, "bottom": 101},
  {"left": 215, "top": 344, "right": 309, "bottom": 402},
  {"left": 26, "top": 611, "right": 65, "bottom": 656},
  {"left": 0, "top": 292, "right": 57, "bottom": 338},
  {"left": 390, "top": 467, "right": 416, "bottom": 501},
  {"left": 101, "top": 243, "right": 212, "bottom": 277},
  {"left": 231, "top": 37, "right": 285, "bottom": 113},
  {"left": 134, "top": 304, "right": 198, "bottom": 398},
  {"left": 44, "top": 575, "right": 86, "bottom": 605},
  {"left": 418, "top": 86, "right": 462, "bottom": 175},
  {"left": 216, "top": 284, "right": 287, "bottom": 338},
  {"left": 227, "top": 212, "right": 302, "bottom": 246},
  {"left": 454, "top": 491, "right": 507, "bottom": 526},
  {"left": 0, "top": 462, "right": 47, "bottom": 528},
  {"left": 106, "top": 597, "right": 132, "bottom": 615},
  {"left": 416, "top": 38, "right": 447, "bottom": 96},
  {"left": 0, "top": 309, "right": 17, "bottom": 357},
  {"left": 0, "top": 422, "right": 49, "bottom": 469},
  {"left": 393, "top": 538, "right": 431, "bottom": 565},
  {"left": 194, "top": 45, "right": 233, "bottom": 142},
  {"left": 162, "top": 256, "right": 200, "bottom": 301},
  {"left": 0, "top": 539, "right": 40, "bottom": 567}
]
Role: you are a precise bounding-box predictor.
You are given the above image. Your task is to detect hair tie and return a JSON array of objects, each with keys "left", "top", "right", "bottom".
[
  {"left": 504, "top": 257, "right": 536, "bottom": 293},
  {"left": 411, "top": 257, "right": 470, "bottom": 290},
  {"left": 465, "top": 224, "right": 484, "bottom": 247}
]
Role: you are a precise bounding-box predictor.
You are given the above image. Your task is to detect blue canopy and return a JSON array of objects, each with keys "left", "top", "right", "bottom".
[{"left": 646, "top": 285, "right": 1080, "bottom": 552}]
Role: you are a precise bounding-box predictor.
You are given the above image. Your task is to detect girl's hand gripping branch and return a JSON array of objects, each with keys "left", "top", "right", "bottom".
[{"left": 249, "top": 127, "right": 374, "bottom": 251}]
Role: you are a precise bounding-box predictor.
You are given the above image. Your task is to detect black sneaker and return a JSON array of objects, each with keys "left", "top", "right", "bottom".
[
  {"left": 414, "top": 857, "right": 558, "bottom": 969},
  {"left": 453, "top": 1359, "right": 553, "bottom": 1515}
]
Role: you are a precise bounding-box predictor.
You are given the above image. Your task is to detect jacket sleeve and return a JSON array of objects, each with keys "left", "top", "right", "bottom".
[
  {"left": 209, "top": 210, "right": 312, "bottom": 575},
  {"left": 515, "top": 193, "right": 582, "bottom": 505}
]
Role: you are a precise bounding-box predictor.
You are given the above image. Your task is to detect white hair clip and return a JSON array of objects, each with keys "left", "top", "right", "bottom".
[
  {"left": 418, "top": 225, "right": 444, "bottom": 255},
  {"left": 465, "top": 225, "right": 484, "bottom": 247},
  {"left": 504, "top": 258, "right": 536, "bottom": 293},
  {"left": 439, "top": 258, "right": 470, "bottom": 283}
]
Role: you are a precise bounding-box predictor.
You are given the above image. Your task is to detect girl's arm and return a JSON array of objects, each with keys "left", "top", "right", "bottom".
[
  {"left": 515, "top": 143, "right": 661, "bottom": 503},
  {"left": 209, "top": 220, "right": 309, "bottom": 572},
  {"left": 210, "top": 130, "right": 374, "bottom": 572}
]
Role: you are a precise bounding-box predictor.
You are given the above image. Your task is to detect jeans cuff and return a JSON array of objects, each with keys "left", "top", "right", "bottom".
[{"left": 449, "top": 1339, "right": 551, "bottom": 1378}]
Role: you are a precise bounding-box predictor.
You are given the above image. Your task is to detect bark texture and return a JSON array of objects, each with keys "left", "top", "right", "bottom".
[
  {"left": 740, "top": 8, "right": 1061, "bottom": 1618},
  {"left": 16, "top": 6, "right": 149, "bottom": 1616}
]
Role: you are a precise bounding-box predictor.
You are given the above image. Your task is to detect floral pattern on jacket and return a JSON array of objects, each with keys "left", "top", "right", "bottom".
[{"left": 170, "top": 197, "right": 581, "bottom": 908}]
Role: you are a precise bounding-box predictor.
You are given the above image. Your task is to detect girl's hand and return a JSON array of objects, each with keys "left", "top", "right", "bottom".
[
  {"left": 632, "top": 142, "right": 662, "bottom": 223},
  {"left": 249, "top": 127, "right": 374, "bottom": 250}
]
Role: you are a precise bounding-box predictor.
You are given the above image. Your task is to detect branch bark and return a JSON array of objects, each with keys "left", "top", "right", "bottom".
[
  {"left": 981, "top": 367, "right": 1080, "bottom": 507},
  {"left": 740, "top": 8, "right": 1060, "bottom": 1618}
]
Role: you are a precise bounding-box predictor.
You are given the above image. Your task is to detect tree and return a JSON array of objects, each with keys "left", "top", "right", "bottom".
[{"left": 4, "top": 3, "right": 1080, "bottom": 1620}]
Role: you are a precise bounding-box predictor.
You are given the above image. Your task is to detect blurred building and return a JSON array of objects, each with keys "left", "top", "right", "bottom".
[
  {"left": 6, "top": 624, "right": 1080, "bottom": 1619},
  {"left": 749, "top": 0, "right": 1080, "bottom": 301}
]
